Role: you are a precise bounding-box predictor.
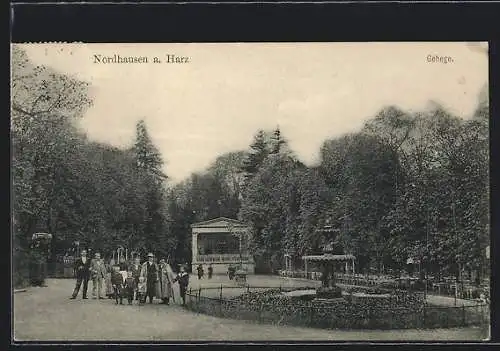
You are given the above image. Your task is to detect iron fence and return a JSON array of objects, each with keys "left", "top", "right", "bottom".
[
  {"left": 185, "top": 285, "right": 489, "bottom": 330},
  {"left": 278, "top": 271, "right": 487, "bottom": 302},
  {"left": 47, "top": 262, "right": 75, "bottom": 278}
]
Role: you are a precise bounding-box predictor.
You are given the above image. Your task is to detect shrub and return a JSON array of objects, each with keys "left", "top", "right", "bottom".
[
  {"left": 193, "top": 286, "right": 437, "bottom": 329},
  {"left": 346, "top": 286, "right": 388, "bottom": 295},
  {"left": 316, "top": 286, "right": 342, "bottom": 299},
  {"left": 378, "top": 281, "right": 398, "bottom": 289},
  {"left": 471, "top": 289, "right": 480, "bottom": 299},
  {"left": 13, "top": 246, "right": 30, "bottom": 289}
]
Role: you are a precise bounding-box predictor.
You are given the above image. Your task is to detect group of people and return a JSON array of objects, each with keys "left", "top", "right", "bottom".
[
  {"left": 196, "top": 263, "right": 213, "bottom": 280},
  {"left": 69, "top": 250, "right": 190, "bottom": 306}
]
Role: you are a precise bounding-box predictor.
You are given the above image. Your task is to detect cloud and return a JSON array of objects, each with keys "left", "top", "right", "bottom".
[{"left": 16, "top": 43, "right": 488, "bottom": 183}]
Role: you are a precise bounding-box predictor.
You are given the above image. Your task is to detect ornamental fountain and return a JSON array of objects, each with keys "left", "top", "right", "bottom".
[
  {"left": 280, "top": 216, "right": 356, "bottom": 301},
  {"left": 301, "top": 219, "right": 356, "bottom": 298}
]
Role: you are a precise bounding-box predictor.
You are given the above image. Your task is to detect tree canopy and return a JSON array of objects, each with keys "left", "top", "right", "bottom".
[{"left": 12, "top": 47, "right": 173, "bottom": 283}]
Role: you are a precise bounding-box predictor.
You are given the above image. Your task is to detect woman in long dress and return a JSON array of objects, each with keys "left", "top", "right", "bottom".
[
  {"left": 156, "top": 259, "right": 175, "bottom": 305},
  {"left": 104, "top": 259, "right": 114, "bottom": 298}
]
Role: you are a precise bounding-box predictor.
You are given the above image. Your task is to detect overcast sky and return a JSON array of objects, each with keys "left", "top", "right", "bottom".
[{"left": 19, "top": 42, "right": 488, "bottom": 184}]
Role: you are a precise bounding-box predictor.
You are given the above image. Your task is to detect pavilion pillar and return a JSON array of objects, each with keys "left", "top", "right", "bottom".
[
  {"left": 192, "top": 233, "right": 198, "bottom": 263},
  {"left": 352, "top": 259, "right": 355, "bottom": 275},
  {"left": 304, "top": 259, "right": 308, "bottom": 279}
]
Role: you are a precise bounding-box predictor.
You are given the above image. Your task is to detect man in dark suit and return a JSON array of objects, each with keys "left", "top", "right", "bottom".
[
  {"left": 140, "top": 253, "right": 158, "bottom": 304},
  {"left": 70, "top": 249, "right": 91, "bottom": 299},
  {"left": 173, "top": 265, "right": 190, "bottom": 306}
]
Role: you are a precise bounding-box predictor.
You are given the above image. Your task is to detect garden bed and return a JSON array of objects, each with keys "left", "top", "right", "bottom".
[{"left": 186, "top": 284, "right": 487, "bottom": 330}]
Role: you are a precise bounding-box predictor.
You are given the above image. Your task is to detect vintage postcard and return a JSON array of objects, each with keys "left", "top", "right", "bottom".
[{"left": 11, "top": 42, "right": 489, "bottom": 342}]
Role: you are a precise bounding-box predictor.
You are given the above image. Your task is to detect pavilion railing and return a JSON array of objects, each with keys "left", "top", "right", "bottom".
[{"left": 196, "top": 254, "right": 251, "bottom": 263}]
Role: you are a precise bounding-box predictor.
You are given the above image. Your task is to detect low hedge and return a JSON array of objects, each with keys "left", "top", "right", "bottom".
[
  {"left": 213, "top": 287, "right": 425, "bottom": 329},
  {"left": 187, "top": 285, "right": 486, "bottom": 330},
  {"left": 13, "top": 247, "right": 31, "bottom": 289}
]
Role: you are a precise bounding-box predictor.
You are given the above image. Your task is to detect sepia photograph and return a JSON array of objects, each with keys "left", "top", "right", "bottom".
[{"left": 11, "top": 42, "right": 490, "bottom": 342}]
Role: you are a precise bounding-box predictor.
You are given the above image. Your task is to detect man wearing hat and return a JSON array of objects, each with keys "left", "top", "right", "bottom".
[
  {"left": 70, "top": 249, "right": 92, "bottom": 299},
  {"left": 140, "top": 253, "right": 159, "bottom": 304}
]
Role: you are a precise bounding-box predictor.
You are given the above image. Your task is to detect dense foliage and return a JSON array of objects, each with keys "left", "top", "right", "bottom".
[
  {"left": 12, "top": 47, "right": 175, "bottom": 286},
  {"left": 12, "top": 44, "right": 489, "bottom": 285},
  {"left": 234, "top": 102, "right": 489, "bottom": 278}
]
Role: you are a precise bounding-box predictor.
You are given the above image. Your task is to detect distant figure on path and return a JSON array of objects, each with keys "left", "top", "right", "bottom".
[
  {"left": 228, "top": 265, "right": 235, "bottom": 280},
  {"left": 70, "top": 249, "right": 91, "bottom": 299},
  {"left": 90, "top": 252, "right": 107, "bottom": 299},
  {"left": 140, "top": 253, "right": 159, "bottom": 304},
  {"left": 173, "top": 265, "right": 190, "bottom": 306},
  {"left": 197, "top": 264, "right": 204, "bottom": 280},
  {"left": 207, "top": 264, "right": 213, "bottom": 279}
]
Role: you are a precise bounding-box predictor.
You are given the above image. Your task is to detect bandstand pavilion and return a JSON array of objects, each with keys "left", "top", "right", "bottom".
[{"left": 191, "top": 217, "right": 255, "bottom": 274}]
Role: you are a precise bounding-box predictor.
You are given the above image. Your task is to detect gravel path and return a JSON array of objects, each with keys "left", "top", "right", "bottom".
[{"left": 13, "top": 277, "right": 488, "bottom": 341}]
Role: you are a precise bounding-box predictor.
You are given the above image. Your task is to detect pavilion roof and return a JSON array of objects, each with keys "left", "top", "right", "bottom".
[
  {"left": 191, "top": 217, "right": 246, "bottom": 228},
  {"left": 32, "top": 233, "right": 52, "bottom": 239}
]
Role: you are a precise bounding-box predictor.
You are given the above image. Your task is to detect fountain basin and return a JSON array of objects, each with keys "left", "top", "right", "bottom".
[
  {"left": 352, "top": 292, "right": 391, "bottom": 298},
  {"left": 282, "top": 289, "right": 317, "bottom": 297}
]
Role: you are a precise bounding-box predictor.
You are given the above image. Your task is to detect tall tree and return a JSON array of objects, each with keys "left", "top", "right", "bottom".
[
  {"left": 12, "top": 45, "right": 93, "bottom": 286},
  {"left": 208, "top": 151, "right": 246, "bottom": 201},
  {"left": 132, "top": 120, "right": 171, "bottom": 258},
  {"left": 240, "top": 152, "right": 306, "bottom": 272},
  {"left": 270, "top": 126, "right": 289, "bottom": 155},
  {"left": 319, "top": 133, "right": 401, "bottom": 273},
  {"left": 134, "top": 120, "right": 167, "bottom": 181},
  {"left": 240, "top": 130, "right": 271, "bottom": 183}
]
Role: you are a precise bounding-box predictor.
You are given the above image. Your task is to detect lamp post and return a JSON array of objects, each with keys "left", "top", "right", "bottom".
[
  {"left": 451, "top": 187, "right": 459, "bottom": 306},
  {"left": 424, "top": 204, "right": 430, "bottom": 301}
]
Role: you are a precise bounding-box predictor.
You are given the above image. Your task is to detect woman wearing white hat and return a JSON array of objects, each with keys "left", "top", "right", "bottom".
[{"left": 157, "top": 258, "right": 176, "bottom": 305}]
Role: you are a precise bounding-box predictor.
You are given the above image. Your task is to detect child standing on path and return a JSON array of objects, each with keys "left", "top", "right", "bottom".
[
  {"left": 111, "top": 266, "right": 124, "bottom": 305},
  {"left": 123, "top": 271, "right": 136, "bottom": 305},
  {"left": 137, "top": 276, "right": 147, "bottom": 305},
  {"left": 173, "top": 265, "right": 190, "bottom": 306}
]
